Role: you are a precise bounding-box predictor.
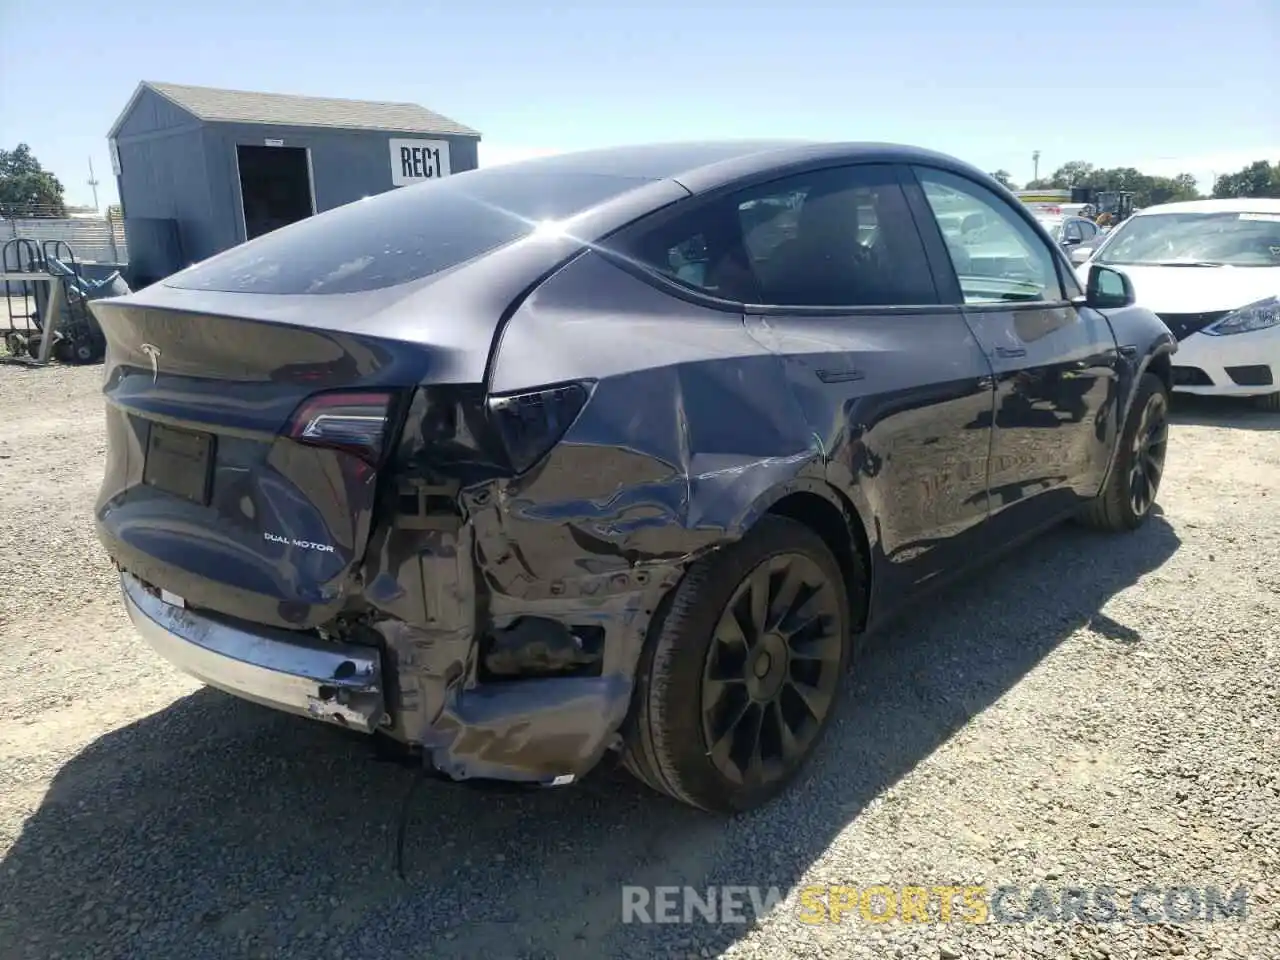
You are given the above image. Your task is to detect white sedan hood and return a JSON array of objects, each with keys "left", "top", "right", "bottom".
[{"left": 1076, "top": 263, "right": 1280, "bottom": 314}]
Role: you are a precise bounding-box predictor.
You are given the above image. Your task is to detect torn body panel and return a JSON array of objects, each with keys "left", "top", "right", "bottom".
[
  {"left": 355, "top": 251, "right": 843, "bottom": 780},
  {"left": 357, "top": 508, "right": 677, "bottom": 781}
]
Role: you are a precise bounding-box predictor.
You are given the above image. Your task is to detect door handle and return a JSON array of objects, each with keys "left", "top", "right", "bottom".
[
  {"left": 995, "top": 346, "right": 1028, "bottom": 359},
  {"left": 815, "top": 368, "right": 865, "bottom": 384}
]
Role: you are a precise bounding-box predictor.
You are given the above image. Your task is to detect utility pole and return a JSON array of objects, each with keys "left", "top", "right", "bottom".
[
  {"left": 87, "top": 156, "right": 100, "bottom": 212},
  {"left": 1032, "top": 150, "right": 1041, "bottom": 185}
]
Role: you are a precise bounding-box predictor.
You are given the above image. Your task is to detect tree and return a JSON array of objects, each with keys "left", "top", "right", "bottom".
[
  {"left": 1143, "top": 173, "right": 1200, "bottom": 206},
  {"left": 1024, "top": 161, "right": 1096, "bottom": 190},
  {"left": 1016, "top": 160, "right": 1200, "bottom": 207},
  {"left": 0, "top": 144, "right": 66, "bottom": 217},
  {"left": 989, "top": 169, "right": 1017, "bottom": 190},
  {"left": 1212, "top": 160, "right": 1280, "bottom": 199},
  {"left": 1048, "top": 160, "right": 1097, "bottom": 187}
]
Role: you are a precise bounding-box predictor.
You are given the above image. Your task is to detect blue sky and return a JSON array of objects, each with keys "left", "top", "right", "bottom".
[{"left": 2, "top": 0, "right": 1276, "bottom": 208}]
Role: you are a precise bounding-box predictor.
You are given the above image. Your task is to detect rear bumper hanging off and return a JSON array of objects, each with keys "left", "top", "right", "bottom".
[
  {"left": 118, "top": 572, "right": 648, "bottom": 785},
  {"left": 121, "top": 573, "right": 386, "bottom": 733}
]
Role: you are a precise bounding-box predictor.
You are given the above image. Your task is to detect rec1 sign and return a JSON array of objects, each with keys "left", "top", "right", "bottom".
[{"left": 390, "top": 138, "right": 452, "bottom": 186}]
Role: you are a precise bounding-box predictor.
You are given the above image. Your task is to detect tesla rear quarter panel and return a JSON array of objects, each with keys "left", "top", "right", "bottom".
[{"left": 495, "top": 247, "right": 995, "bottom": 633}]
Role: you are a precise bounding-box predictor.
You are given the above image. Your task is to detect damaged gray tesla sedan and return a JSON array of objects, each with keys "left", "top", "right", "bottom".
[{"left": 91, "top": 141, "right": 1175, "bottom": 813}]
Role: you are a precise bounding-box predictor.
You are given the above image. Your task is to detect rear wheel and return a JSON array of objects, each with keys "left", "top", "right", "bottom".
[
  {"left": 1080, "top": 372, "right": 1169, "bottom": 531},
  {"left": 623, "top": 516, "right": 852, "bottom": 813}
]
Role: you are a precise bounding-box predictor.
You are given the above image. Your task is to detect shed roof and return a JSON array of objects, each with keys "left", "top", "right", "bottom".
[{"left": 108, "top": 81, "right": 480, "bottom": 139}]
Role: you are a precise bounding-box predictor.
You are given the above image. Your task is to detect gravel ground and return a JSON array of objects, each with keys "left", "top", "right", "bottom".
[{"left": 0, "top": 364, "right": 1277, "bottom": 960}]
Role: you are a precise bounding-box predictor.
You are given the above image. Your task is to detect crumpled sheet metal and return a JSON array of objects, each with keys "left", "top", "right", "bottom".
[{"left": 359, "top": 360, "right": 840, "bottom": 782}]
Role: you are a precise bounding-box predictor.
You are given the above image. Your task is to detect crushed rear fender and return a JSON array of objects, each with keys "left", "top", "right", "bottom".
[{"left": 355, "top": 251, "right": 856, "bottom": 783}]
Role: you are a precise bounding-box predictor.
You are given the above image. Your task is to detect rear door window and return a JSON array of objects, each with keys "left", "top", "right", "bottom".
[
  {"left": 166, "top": 168, "right": 648, "bottom": 295},
  {"left": 625, "top": 164, "right": 939, "bottom": 308}
]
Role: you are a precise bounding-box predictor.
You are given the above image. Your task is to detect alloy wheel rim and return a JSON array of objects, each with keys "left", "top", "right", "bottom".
[
  {"left": 1129, "top": 392, "right": 1169, "bottom": 517},
  {"left": 700, "top": 552, "right": 843, "bottom": 787}
]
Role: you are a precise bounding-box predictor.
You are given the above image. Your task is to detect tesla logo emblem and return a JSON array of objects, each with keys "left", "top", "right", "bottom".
[{"left": 140, "top": 343, "right": 161, "bottom": 384}]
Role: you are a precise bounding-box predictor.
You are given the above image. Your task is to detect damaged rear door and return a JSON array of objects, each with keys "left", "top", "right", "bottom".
[{"left": 734, "top": 163, "right": 997, "bottom": 610}]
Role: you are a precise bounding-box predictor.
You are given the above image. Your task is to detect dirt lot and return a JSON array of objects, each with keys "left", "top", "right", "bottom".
[{"left": 0, "top": 364, "right": 1277, "bottom": 960}]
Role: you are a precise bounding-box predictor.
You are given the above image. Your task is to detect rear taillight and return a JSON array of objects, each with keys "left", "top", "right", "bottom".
[
  {"left": 487, "top": 382, "right": 590, "bottom": 473},
  {"left": 286, "top": 390, "right": 395, "bottom": 464}
]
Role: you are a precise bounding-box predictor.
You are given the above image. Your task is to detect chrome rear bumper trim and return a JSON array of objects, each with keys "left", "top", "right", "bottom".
[{"left": 121, "top": 573, "right": 385, "bottom": 733}]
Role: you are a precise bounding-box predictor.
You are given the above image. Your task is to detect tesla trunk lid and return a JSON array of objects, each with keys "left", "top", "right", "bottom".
[{"left": 91, "top": 290, "right": 486, "bottom": 631}]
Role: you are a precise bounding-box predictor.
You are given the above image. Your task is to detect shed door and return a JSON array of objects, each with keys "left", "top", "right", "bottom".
[{"left": 237, "top": 145, "right": 315, "bottom": 241}]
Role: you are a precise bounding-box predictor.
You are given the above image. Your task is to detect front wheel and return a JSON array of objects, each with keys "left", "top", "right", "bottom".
[
  {"left": 622, "top": 516, "right": 853, "bottom": 813},
  {"left": 1080, "top": 372, "right": 1170, "bottom": 531}
]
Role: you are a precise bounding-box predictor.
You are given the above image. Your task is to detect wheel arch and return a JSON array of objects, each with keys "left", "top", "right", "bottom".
[
  {"left": 620, "top": 482, "right": 872, "bottom": 811},
  {"left": 1098, "top": 337, "right": 1176, "bottom": 493},
  {"left": 1143, "top": 346, "right": 1173, "bottom": 394},
  {"left": 743, "top": 479, "right": 873, "bottom": 633}
]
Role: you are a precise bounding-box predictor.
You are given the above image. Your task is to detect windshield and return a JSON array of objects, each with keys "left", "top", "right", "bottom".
[
  {"left": 1096, "top": 211, "right": 1280, "bottom": 267},
  {"left": 166, "top": 167, "right": 648, "bottom": 294}
]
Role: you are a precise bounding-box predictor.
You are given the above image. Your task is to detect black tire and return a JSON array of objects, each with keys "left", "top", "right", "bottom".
[
  {"left": 622, "top": 516, "right": 853, "bottom": 813},
  {"left": 1080, "top": 372, "right": 1170, "bottom": 532},
  {"left": 68, "top": 339, "right": 99, "bottom": 365},
  {"left": 1255, "top": 392, "right": 1280, "bottom": 412}
]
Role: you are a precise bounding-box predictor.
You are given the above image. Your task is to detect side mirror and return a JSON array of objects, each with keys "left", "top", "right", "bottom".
[
  {"left": 1070, "top": 245, "right": 1092, "bottom": 265},
  {"left": 1086, "top": 264, "right": 1134, "bottom": 309}
]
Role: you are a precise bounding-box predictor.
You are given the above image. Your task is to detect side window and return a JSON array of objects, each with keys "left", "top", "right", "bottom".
[
  {"left": 1080, "top": 220, "right": 1099, "bottom": 240},
  {"left": 1063, "top": 220, "right": 1084, "bottom": 242},
  {"left": 913, "top": 166, "right": 1065, "bottom": 304},
  {"left": 625, "top": 165, "right": 938, "bottom": 308}
]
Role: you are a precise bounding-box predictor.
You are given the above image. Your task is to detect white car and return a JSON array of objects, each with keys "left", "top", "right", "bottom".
[{"left": 1075, "top": 198, "right": 1280, "bottom": 410}]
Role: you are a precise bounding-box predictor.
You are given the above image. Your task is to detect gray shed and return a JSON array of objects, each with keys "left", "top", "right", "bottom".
[{"left": 107, "top": 80, "right": 481, "bottom": 284}]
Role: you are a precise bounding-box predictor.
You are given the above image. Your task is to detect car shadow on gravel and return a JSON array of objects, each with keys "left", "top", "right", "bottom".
[
  {"left": 1170, "top": 394, "right": 1280, "bottom": 431},
  {"left": 0, "top": 517, "right": 1180, "bottom": 960}
]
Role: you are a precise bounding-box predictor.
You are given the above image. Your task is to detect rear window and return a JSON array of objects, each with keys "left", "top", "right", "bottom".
[{"left": 166, "top": 168, "right": 647, "bottom": 295}]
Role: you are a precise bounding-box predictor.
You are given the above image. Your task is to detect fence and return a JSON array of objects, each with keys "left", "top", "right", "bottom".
[{"left": 1, "top": 215, "right": 128, "bottom": 264}]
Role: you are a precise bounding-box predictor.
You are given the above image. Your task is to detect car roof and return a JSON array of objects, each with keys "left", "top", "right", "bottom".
[
  {"left": 486, "top": 140, "right": 992, "bottom": 193},
  {"left": 1135, "top": 197, "right": 1280, "bottom": 216},
  {"left": 491, "top": 141, "right": 810, "bottom": 180}
]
